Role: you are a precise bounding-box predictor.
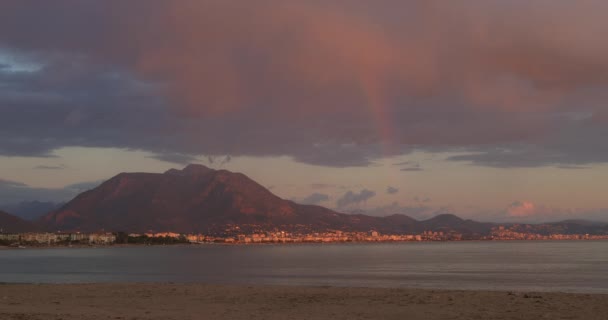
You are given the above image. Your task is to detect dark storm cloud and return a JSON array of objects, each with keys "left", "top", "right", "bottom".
[
  {"left": 0, "top": 58, "right": 170, "bottom": 158},
  {"left": 1, "top": 1, "right": 608, "bottom": 167},
  {"left": 299, "top": 193, "right": 330, "bottom": 205},
  {"left": 447, "top": 121, "right": 608, "bottom": 167},
  {"left": 336, "top": 189, "right": 376, "bottom": 208}
]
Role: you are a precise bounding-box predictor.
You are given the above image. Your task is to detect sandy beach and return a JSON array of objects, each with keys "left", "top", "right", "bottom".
[{"left": 1, "top": 284, "right": 606, "bottom": 320}]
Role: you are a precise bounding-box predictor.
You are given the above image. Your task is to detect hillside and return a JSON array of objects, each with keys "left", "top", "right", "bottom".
[{"left": 0, "top": 210, "right": 38, "bottom": 233}]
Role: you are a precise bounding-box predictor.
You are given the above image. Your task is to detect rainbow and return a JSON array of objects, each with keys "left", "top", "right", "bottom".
[{"left": 360, "top": 77, "right": 396, "bottom": 158}]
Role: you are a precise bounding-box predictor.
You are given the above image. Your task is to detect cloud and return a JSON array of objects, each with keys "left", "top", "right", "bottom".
[
  {"left": 0, "top": 201, "right": 60, "bottom": 220},
  {"left": 336, "top": 189, "right": 376, "bottom": 209},
  {"left": 556, "top": 165, "right": 590, "bottom": 170},
  {"left": 298, "top": 193, "right": 330, "bottom": 205},
  {"left": 63, "top": 181, "right": 102, "bottom": 193},
  {"left": 414, "top": 196, "right": 432, "bottom": 203},
  {"left": 1, "top": 2, "right": 608, "bottom": 167},
  {"left": 219, "top": 155, "right": 231, "bottom": 166},
  {"left": 0, "top": 178, "right": 101, "bottom": 204},
  {"left": 506, "top": 201, "right": 538, "bottom": 217},
  {"left": 0, "top": 178, "right": 27, "bottom": 188},
  {"left": 400, "top": 166, "right": 423, "bottom": 172},
  {"left": 474, "top": 200, "right": 608, "bottom": 223},
  {"left": 386, "top": 186, "right": 399, "bottom": 194},
  {"left": 393, "top": 161, "right": 414, "bottom": 166},
  {"left": 358, "top": 201, "right": 438, "bottom": 219},
  {"left": 310, "top": 183, "right": 334, "bottom": 190},
  {"left": 448, "top": 124, "right": 608, "bottom": 169},
  {"left": 33, "top": 164, "right": 66, "bottom": 170},
  {"left": 358, "top": 200, "right": 608, "bottom": 223},
  {"left": 147, "top": 153, "right": 200, "bottom": 165},
  {"left": 394, "top": 161, "right": 423, "bottom": 171}
]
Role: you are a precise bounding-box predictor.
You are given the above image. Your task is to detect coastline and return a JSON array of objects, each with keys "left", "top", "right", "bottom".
[
  {"left": 2, "top": 238, "right": 607, "bottom": 250},
  {"left": 1, "top": 283, "right": 606, "bottom": 320}
]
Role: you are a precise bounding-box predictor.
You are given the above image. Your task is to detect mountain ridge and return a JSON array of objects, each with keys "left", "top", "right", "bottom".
[
  {"left": 37, "top": 165, "right": 608, "bottom": 236},
  {"left": 42, "top": 165, "right": 341, "bottom": 233},
  {"left": 42, "top": 165, "right": 490, "bottom": 235}
]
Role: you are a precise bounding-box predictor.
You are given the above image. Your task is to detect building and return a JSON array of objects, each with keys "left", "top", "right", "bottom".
[
  {"left": 88, "top": 233, "right": 116, "bottom": 244},
  {"left": 70, "top": 233, "right": 89, "bottom": 242},
  {"left": 0, "top": 233, "right": 19, "bottom": 242}
]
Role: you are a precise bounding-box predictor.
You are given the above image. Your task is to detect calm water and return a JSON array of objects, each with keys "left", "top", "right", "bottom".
[{"left": 1, "top": 241, "right": 607, "bottom": 293}]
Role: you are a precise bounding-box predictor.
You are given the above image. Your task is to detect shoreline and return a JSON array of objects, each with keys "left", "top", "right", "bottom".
[
  {"left": 2, "top": 238, "right": 607, "bottom": 250},
  {"left": 1, "top": 281, "right": 607, "bottom": 295},
  {"left": 1, "top": 283, "right": 606, "bottom": 319}
]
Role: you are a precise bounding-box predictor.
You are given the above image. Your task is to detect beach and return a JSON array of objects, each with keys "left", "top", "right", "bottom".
[{"left": 1, "top": 283, "right": 606, "bottom": 320}]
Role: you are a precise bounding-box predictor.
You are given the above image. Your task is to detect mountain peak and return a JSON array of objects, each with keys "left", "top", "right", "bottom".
[
  {"left": 183, "top": 163, "right": 211, "bottom": 171},
  {"left": 183, "top": 164, "right": 213, "bottom": 174},
  {"left": 164, "top": 164, "right": 214, "bottom": 176}
]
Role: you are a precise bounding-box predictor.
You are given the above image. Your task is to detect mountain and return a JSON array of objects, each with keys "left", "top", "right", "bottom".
[
  {"left": 0, "top": 211, "right": 38, "bottom": 233},
  {"left": 549, "top": 220, "right": 608, "bottom": 234},
  {"left": 508, "top": 220, "right": 608, "bottom": 235},
  {"left": 39, "top": 164, "right": 492, "bottom": 235},
  {"left": 419, "top": 214, "right": 494, "bottom": 234},
  {"left": 0, "top": 201, "right": 61, "bottom": 221},
  {"left": 41, "top": 165, "right": 370, "bottom": 233},
  {"left": 43, "top": 164, "right": 289, "bottom": 232},
  {"left": 41, "top": 164, "right": 605, "bottom": 236}
]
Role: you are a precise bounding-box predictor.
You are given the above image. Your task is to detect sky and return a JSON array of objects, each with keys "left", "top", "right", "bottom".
[{"left": 1, "top": 1, "right": 607, "bottom": 222}]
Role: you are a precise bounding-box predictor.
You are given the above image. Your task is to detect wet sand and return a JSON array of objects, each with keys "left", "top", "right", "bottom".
[{"left": 1, "top": 283, "right": 606, "bottom": 320}]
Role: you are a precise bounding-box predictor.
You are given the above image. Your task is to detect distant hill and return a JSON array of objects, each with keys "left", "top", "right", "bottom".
[
  {"left": 508, "top": 220, "right": 608, "bottom": 235},
  {"left": 419, "top": 214, "right": 495, "bottom": 234},
  {"left": 0, "top": 201, "right": 61, "bottom": 221},
  {"left": 0, "top": 211, "right": 39, "bottom": 233}
]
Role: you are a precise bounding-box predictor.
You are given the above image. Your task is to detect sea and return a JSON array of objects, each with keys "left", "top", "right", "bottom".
[{"left": 1, "top": 240, "right": 607, "bottom": 293}]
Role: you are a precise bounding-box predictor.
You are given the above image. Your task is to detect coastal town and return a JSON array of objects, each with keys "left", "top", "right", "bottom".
[{"left": 1, "top": 225, "right": 607, "bottom": 247}]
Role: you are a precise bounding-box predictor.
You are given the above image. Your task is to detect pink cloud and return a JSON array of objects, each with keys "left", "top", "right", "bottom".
[{"left": 506, "top": 201, "right": 538, "bottom": 217}]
